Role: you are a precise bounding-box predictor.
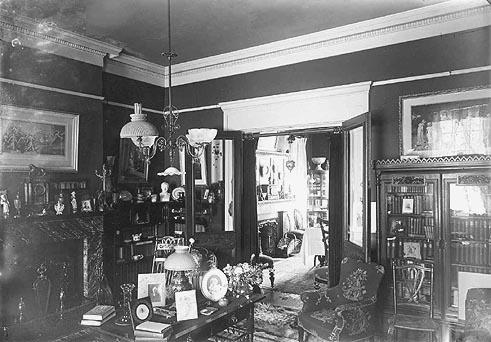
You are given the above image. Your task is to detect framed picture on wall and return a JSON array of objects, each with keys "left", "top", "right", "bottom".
[
  {"left": 399, "top": 86, "right": 491, "bottom": 157},
  {"left": 0, "top": 105, "right": 79, "bottom": 172},
  {"left": 179, "top": 149, "right": 207, "bottom": 185},
  {"left": 118, "top": 139, "right": 146, "bottom": 183}
]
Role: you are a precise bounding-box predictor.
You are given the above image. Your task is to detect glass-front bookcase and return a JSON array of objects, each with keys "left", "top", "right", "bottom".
[{"left": 374, "top": 155, "right": 491, "bottom": 337}]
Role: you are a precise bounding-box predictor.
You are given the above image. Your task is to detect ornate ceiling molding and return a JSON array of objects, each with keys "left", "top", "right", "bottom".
[{"left": 0, "top": 11, "right": 122, "bottom": 66}]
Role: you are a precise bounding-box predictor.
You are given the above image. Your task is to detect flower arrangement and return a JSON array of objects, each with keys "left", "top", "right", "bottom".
[{"left": 223, "top": 262, "right": 264, "bottom": 297}]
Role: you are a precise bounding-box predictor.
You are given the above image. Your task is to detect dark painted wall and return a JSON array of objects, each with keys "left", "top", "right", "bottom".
[
  {"left": 169, "top": 27, "right": 490, "bottom": 160},
  {"left": 0, "top": 42, "right": 103, "bottom": 199}
]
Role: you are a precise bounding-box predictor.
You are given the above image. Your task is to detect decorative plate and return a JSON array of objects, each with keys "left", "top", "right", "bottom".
[
  {"left": 171, "top": 187, "right": 185, "bottom": 201},
  {"left": 200, "top": 268, "right": 228, "bottom": 302}
]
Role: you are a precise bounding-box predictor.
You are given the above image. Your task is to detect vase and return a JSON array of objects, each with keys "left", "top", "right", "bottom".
[
  {"left": 232, "top": 279, "right": 253, "bottom": 298},
  {"left": 115, "top": 283, "right": 134, "bottom": 326}
]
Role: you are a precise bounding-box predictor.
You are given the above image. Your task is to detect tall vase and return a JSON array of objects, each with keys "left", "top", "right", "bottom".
[{"left": 115, "top": 283, "right": 135, "bottom": 326}]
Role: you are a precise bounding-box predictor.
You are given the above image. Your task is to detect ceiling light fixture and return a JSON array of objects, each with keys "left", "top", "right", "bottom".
[{"left": 120, "top": 0, "right": 217, "bottom": 181}]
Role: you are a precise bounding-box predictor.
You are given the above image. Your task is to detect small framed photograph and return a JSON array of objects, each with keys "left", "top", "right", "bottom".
[
  {"left": 138, "top": 273, "right": 166, "bottom": 307},
  {"left": 403, "top": 241, "right": 421, "bottom": 259},
  {"left": 81, "top": 199, "right": 92, "bottom": 212},
  {"left": 175, "top": 289, "right": 198, "bottom": 322},
  {"left": 402, "top": 198, "right": 414, "bottom": 214}
]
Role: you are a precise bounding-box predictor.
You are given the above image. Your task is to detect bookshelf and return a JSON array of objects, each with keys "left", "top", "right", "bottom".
[
  {"left": 374, "top": 155, "right": 491, "bottom": 335},
  {"left": 307, "top": 169, "right": 328, "bottom": 227}
]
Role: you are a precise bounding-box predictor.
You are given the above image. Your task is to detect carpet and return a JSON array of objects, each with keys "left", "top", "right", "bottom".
[{"left": 263, "top": 254, "right": 328, "bottom": 295}]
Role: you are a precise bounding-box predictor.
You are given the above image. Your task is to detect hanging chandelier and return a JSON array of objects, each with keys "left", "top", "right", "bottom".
[{"left": 120, "top": 0, "right": 217, "bottom": 181}]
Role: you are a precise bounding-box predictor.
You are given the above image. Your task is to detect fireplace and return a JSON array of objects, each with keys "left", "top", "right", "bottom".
[{"left": 0, "top": 214, "right": 103, "bottom": 326}]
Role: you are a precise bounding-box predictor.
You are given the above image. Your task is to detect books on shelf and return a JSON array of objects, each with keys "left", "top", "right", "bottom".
[
  {"left": 80, "top": 311, "right": 116, "bottom": 326},
  {"left": 82, "top": 305, "right": 115, "bottom": 321}
]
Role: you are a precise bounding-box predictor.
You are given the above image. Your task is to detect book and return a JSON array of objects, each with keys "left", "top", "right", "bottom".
[
  {"left": 82, "top": 305, "right": 115, "bottom": 321},
  {"left": 135, "top": 320, "right": 172, "bottom": 334},
  {"left": 80, "top": 311, "right": 116, "bottom": 326}
]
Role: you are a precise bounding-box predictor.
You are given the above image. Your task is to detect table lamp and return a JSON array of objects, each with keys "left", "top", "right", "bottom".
[{"left": 164, "top": 245, "right": 198, "bottom": 298}]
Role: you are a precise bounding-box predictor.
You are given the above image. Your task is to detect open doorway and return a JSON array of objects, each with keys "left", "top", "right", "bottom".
[{"left": 255, "top": 131, "right": 331, "bottom": 294}]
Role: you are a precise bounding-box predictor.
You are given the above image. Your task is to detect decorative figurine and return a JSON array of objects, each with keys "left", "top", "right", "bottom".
[
  {"left": 1, "top": 192, "right": 10, "bottom": 219},
  {"left": 70, "top": 191, "right": 77, "bottom": 213},
  {"left": 95, "top": 163, "right": 112, "bottom": 211},
  {"left": 13, "top": 192, "right": 21, "bottom": 218},
  {"left": 54, "top": 193, "right": 65, "bottom": 215},
  {"left": 160, "top": 182, "right": 170, "bottom": 202}
]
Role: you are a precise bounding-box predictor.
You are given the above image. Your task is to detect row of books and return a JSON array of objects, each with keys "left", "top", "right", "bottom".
[
  {"left": 386, "top": 237, "right": 434, "bottom": 260},
  {"left": 451, "top": 241, "right": 489, "bottom": 266},
  {"left": 387, "top": 194, "right": 433, "bottom": 214},
  {"left": 388, "top": 216, "right": 434, "bottom": 238},
  {"left": 81, "top": 305, "right": 115, "bottom": 327},
  {"left": 450, "top": 217, "right": 491, "bottom": 242},
  {"left": 388, "top": 185, "right": 429, "bottom": 193}
]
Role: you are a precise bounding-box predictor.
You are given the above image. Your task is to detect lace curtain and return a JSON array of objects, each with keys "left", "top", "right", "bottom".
[
  {"left": 419, "top": 103, "right": 490, "bottom": 156},
  {"left": 288, "top": 137, "right": 308, "bottom": 226}
]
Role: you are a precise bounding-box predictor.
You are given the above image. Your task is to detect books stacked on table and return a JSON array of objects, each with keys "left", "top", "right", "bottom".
[
  {"left": 134, "top": 321, "right": 172, "bottom": 341},
  {"left": 80, "top": 305, "right": 116, "bottom": 327}
]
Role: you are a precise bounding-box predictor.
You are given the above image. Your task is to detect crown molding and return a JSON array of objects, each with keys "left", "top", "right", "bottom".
[
  {"left": 0, "top": 10, "right": 122, "bottom": 66},
  {"left": 105, "top": 0, "right": 491, "bottom": 86},
  {"left": 220, "top": 81, "right": 371, "bottom": 132},
  {"left": 2, "top": 1, "right": 489, "bottom": 83}
]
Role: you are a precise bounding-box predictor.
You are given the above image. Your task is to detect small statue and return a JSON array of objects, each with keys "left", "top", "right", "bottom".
[
  {"left": 160, "top": 182, "right": 170, "bottom": 202},
  {"left": 54, "top": 193, "right": 65, "bottom": 215},
  {"left": 13, "top": 192, "right": 21, "bottom": 218},
  {"left": 70, "top": 191, "right": 77, "bottom": 213},
  {"left": 1, "top": 193, "right": 10, "bottom": 219}
]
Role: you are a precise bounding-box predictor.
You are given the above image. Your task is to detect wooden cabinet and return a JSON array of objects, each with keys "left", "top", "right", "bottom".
[
  {"left": 105, "top": 201, "right": 182, "bottom": 303},
  {"left": 307, "top": 169, "right": 328, "bottom": 227},
  {"left": 374, "top": 155, "right": 491, "bottom": 337}
]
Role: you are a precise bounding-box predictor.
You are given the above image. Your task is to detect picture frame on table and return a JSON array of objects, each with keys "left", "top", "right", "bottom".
[
  {"left": 399, "top": 86, "right": 491, "bottom": 158},
  {"left": 179, "top": 149, "right": 207, "bottom": 185},
  {"left": 138, "top": 273, "right": 166, "bottom": 307},
  {"left": 0, "top": 105, "right": 79, "bottom": 172},
  {"left": 403, "top": 241, "right": 422, "bottom": 260}
]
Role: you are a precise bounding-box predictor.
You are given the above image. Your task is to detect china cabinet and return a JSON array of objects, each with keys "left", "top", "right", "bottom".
[
  {"left": 307, "top": 168, "right": 328, "bottom": 227},
  {"left": 374, "top": 155, "right": 491, "bottom": 338}
]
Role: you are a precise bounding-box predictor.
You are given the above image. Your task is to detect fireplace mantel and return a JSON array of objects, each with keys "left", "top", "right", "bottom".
[{"left": 0, "top": 213, "right": 104, "bottom": 325}]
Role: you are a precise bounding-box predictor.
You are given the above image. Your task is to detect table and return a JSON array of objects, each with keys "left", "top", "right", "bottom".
[
  {"left": 7, "top": 293, "right": 266, "bottom": 342},
  {"left": 300, "top": 227, "right": 325, "bottom": 266}
]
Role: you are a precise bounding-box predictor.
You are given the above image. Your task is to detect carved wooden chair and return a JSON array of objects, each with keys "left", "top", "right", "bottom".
[
  {"left": 298, "top": 257, "right": 385, "bottom": 342},
  {"left": 389, "top": 259, "right": 439, "bottom": 342},
  {"left": 313, "top": 218, "right": 329, "bottom": 288}
]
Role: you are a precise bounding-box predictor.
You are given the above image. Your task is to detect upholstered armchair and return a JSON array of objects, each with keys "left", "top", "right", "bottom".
[
  {"left": 298, "top": 257, "right": 385, "bottom": 342},
  {"left": 463, "top": 288, "right": 491, "bottom": 342}
]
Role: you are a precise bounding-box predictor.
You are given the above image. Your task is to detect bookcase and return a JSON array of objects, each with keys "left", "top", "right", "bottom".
[
  {"left": 374, "top": 155, "right": 491, "bottom": 337},
  {"left": 307, "top": 169, "right": 328, "bottom": 227}
]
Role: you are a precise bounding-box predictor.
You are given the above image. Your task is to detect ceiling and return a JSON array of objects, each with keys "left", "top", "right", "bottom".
[{"left": 3, "top": 0, "right": 449, "bottom": 65}]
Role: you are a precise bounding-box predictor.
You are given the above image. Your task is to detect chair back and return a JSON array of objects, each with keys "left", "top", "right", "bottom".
[
  {"left": 152, "top": 236, "right": 178, "bottom": 273},
  {"left": 392, "top": 260, "right": 434, "bottom": 317},
  {"left": 318, "top": 218, "right": 329, "bottom": 265}
]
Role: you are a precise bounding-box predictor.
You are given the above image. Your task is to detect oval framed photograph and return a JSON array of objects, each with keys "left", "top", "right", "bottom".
[
  {"left": 171, "top": 186, "right": 185, "bottom": 201},
  {"left": 201, "top": 268, "right": 228, "bottom": 302}
]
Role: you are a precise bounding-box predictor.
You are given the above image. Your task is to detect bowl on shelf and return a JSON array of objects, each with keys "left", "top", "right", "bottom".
[{"left": 311, "top": 157, "right": 326, "bottom": 170}]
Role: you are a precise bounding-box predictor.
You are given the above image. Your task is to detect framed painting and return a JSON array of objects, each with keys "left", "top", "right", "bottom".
[
  {"left": 137, "top": 273, "right": 166, "bottom": 307},
  {"left": 0, "top": 105, "right": 79, "bottom": 171},
  {"left": 179, "top": 149, "right": 207, "bottom": 185},
  {"left": 118, "top": 138, "right": 146, "bottom": 183},
  {"left": 400, "top": 86, "right": 491, "bottom": 157}
]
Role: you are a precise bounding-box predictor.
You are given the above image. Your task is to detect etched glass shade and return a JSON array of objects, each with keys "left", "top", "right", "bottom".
[
  {"left": 164, "top": 246, "right": 198, "bottom": 271},
  {"left": 186, "top": 128, "right": 217, "bottom": 147},
  {"left": 120, "top": 103, "right": 159, "bottom": 147}
]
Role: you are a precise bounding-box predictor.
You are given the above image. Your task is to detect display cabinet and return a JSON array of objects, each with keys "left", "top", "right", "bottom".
[
  {"left": 307, "top": 169, "right": 328, "bottom": 227},
  {"left": 374, "top": 155, "right": 491, "bottom": 338}
]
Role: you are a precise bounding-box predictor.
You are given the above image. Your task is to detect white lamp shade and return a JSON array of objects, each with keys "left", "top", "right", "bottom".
[
  {"left": 120, "top": 113, "right": 159, "bottom": 147},
  {"left": 186, "top": 128, "right": 217, "bottom": 147},
  {"left": 164, "top": 246, "right": 198, "bottom": 271}
]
